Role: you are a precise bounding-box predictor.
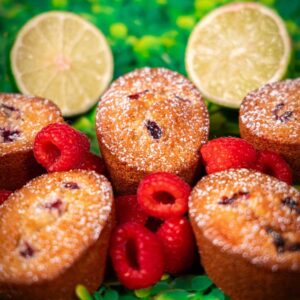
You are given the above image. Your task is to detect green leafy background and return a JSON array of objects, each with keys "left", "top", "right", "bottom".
[{"left": 1, "top": 0, "right": 300, "bottom": 299}]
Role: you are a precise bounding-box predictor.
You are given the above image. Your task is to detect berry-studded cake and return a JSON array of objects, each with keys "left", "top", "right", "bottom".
[
  {"left": 0, "top": 94, "right": 63, "bottom": 190},
  {"left": 239, "top": 79, "right": 300, "bottom": 182},
  {"left": 96, "top": 67, "right": 209, "bottom": 194},
  {"left": 0, "top": 170, "right": 113, "bottom": 300},
  {"left": 189, "top": 168, "right": 300, "bottom": 300}
]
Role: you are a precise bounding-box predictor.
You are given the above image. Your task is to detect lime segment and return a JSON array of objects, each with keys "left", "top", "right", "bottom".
[
  {"left": 11, "top": 12, "right": 113, "bottom": 116},
  {"left": 186, "top": 3, "right": 291, "bottom": 108}
]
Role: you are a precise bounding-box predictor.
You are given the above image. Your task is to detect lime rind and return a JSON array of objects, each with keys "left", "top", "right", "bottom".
[
  {"left": 11, "top": 11, "right": 113, "bottom": 116},
  {"left": 186, "top": 2, "right": 291, "bottom": 108}
]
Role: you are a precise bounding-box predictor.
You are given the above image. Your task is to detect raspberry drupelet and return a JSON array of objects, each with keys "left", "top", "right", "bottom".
[
  {"left": 137, "top": 172, "right": 191, "bottom": 219},
  {"left": 33, "top": 123, "right": 90, "bottom": 172},
  {"left": 110, "top": 222, "right": 164, "bottom": 290}
]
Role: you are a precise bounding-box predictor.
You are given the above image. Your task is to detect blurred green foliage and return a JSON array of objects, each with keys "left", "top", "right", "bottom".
[{"left": 76, "top": 275, "right": 230, "bottom": 300}]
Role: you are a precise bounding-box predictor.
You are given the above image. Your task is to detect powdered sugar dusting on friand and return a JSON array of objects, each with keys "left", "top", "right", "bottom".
[
  {"left": 189, "top": 169, "right": 300, "bottom": 271},
  {"left": 96, "top": 68, "right": 209, "bottom": 172},
  {"left": 0, "top": 94, "right": 63, "bottom": 153},
  {"left": 240, "top": 79, "right": 300, "bottom": 143},
  {"left": 0, "top": 170, "right": 113, "bottom": 283}
]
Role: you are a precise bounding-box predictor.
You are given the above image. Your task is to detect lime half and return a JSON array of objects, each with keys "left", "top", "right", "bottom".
[
  {"left": 186, "top": 3, "right": 291, "bottom": 108},
  {"left": 11, "top": 12, "right": 113, "bottom": 116}
]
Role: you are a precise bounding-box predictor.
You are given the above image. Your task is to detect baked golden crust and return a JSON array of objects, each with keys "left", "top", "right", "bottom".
[
  {"left": 0, "top": 170, "right": 114, "bottom": 300},
  {"left": 0, "top": 94, "right": 64, "bottom": 190},
  {"left": 96, "top": 67, "right": 209, "bottom": 194},
  {"left": 239, "top": 80, "right": 300, "bottom": 181},
  {"left": 189, "top": 169, "right": 300, "bottom": 300}
]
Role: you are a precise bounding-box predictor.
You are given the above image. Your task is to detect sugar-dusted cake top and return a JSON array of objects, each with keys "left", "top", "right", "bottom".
[
  {"left": 0, "top": 170, "right": 113, "bottom": 283},
  {"left": 0, "top": 93, "right": 63, "bottom": 154},
  {"left": 189, "top": 168, "right": 300, "bottom": 271},
  {"left": 96, "top": 67, "right": 209, "bottom": 173},
  {"left": 239, "top": 79, "right": 300, "bottom": 144}
]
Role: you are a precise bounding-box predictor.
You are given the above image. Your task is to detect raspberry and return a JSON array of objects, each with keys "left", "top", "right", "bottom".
[
  {"left": 255, "top": 150, "right": 292, "bottom": 185},
  {"left": 79, "top": 153, "right": 106, "bottom": 175},
  {"left": 33, "top": 123, "right": 90, "bottom": 172},
  {"left": 137, "top": 172, "right": 191, "bottom": 219},
  {"left": 156, "top": 217, "right": 196, "bottom": 274},
  {"left": 110, "top": 222, "right": 164, "bottom": 289},
  {"left": 0, "top": 190, "right": 12, "bottom": 205},
  {"left": 115, "top": 195, "right": 148, "bottom": 225},
  {"left": 200, "top": 137, "right": 257, "bottom": 174}
]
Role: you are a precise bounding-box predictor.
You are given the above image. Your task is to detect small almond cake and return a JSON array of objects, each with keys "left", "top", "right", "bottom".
[
  {"left": 189, "top": 169, "right": 300, "bottom": 300},
  {"left": 0, "top": 170, "right": 113, "bottom": 300},
  {"left": 0, "top": 94, "right": 64, "bottom": 190},
  {"left": 239, "top": 79, "right": 300, "bottom": 182},
  {"left": 96, "top": 67, "right": 209, "bottom": 194}
]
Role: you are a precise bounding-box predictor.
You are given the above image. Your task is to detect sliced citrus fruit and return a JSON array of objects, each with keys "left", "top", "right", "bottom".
[
  {"left": 186, "top": 3, "right": 291, "bottom": 108},
  {"left": 11, "top": 12, "right": 113, "bottom": 116}
]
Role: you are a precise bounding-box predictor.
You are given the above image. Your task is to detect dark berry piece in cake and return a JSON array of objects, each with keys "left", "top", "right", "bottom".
[
  {"left": 18, "top": 240, "right": 35, "bottom": 258},
  {"left": 63, "top": 181, "right": 80, "bottom": 190},
  {"left": 145, "top": 120, "right": 162, "bottom": 140},
  {"left": 273, "top": 102, "right": 293, "bottom": 123},
  {"left": 33, "top": 123, "right": 90, "bottom": 172},
  {"left": 281, "top": 197, "right": 300, "bottom": 214},
  {"left": 0, "top": 128, "right": 21, "bottom": 143},
  {"left": 0, "top": 103, "right": 20, "bottom": 118},
  {"left": 128, "top": 89, "right": 149, "bottom": 100},
  {"left": 218, "top": 190, "right": 249, "bottom": 205},
  {"left": 43, "top": 198, "right": 66, "bottom": 216},
  {"left": 137, "top": 172, "right": 191, "bottom": 219},
  {"left": 200, "top": 137, "right": 258, "bottom": 174},
  {"left": 174, "top": 95, "right": 191, "bottom": 103},
  {"left": 110, "top": 222, "right": 164, "bottom": 289},
  {"left": 1, "top": 103, "right": 18, "bottom": 112},
  {"left": 266, "top": 227, "right": 300, "bottom": 254},
  {"left": 265, "top": 227, "right": 285, "bottom": 253}
]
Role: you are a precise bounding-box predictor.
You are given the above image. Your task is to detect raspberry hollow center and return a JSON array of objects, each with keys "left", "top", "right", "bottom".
[
  {"left": 153, "top": 191, "right": 175, "bottom": 205},
  {"left": 126, "top": 238, "right": 139, "bottom": 270},
  {"left": 43, "top": 142, "right": 61, "bottom": 165}
]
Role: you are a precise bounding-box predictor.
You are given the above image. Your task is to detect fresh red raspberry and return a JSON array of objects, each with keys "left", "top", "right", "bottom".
[
  {"left": 0, "top": 190, "right": 12, "bottom": 205},
  {"left": 200, "top": 137, "right": 258, "bottom": 174},
  {"left": 110, "top": 222, "right": 164, "bottom": 290},
  {"left": 79, "top": 152, "right": 106, "bottom": 175},
  {"left": 137, "top": 172, "right": 191, "bottom": 219},
  {"left": 115, "top": 195, "right": 148, "bottom": 225},
  {"left": 156, "top": 217, "right": 196, "bottom": 274},
  {"left": 255, "top": 150, "right": 292, "bottom": 185},
  {"left": 33, "top": 123, "right": 90, "bottom": 172}
]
